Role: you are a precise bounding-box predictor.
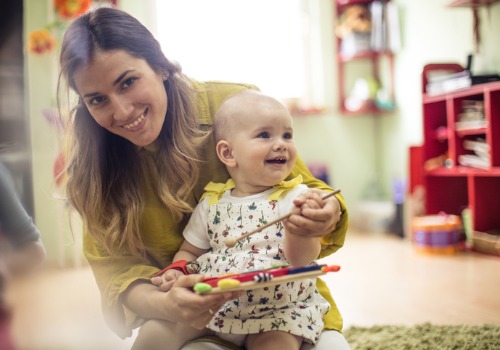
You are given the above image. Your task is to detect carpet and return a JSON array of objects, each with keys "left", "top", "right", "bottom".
[{"left": 343, "top": 323, "right": 500, "bottom": 350}]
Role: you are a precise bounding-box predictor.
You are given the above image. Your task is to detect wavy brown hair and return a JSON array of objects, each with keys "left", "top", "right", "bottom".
[{"left": 58, "top": 8, "right": 207, "bottom": 256}]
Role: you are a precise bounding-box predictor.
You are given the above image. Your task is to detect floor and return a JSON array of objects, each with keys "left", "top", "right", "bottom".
[{"left": 5, "top": 230, "right": 500, "bottom": 350}]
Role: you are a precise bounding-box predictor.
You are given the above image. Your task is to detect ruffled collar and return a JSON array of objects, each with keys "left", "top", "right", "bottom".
[{"left": 201, "top": 174, "right": 303, "bottom": 204}]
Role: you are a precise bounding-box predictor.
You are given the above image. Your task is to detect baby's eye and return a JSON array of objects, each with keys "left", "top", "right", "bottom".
[
  {"left": 283, "top": 132, "right": 293, "bottom": 140},
  {"left": 257, "top": 131, "right": 271, "bottom": 139},
  {"left": 121, "top": 77, "right": 137, "bottom": 90}
]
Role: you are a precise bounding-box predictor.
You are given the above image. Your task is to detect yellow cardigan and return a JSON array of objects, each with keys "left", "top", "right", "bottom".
[{"left": 83, "top": 80, "right": 349, "bottom": 338}]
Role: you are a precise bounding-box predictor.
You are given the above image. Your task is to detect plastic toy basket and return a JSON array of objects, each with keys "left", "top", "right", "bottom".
[{"left": 411, "top": 213, "right": 464, "bottom": 254}]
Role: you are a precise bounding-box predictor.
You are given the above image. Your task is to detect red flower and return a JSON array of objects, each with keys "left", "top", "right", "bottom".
[
  {"left": 27, "top": 30, "right": 56, "bottom": 55},
  {"left": 54, "top": 0, "right": 92, "bottom": 19}
]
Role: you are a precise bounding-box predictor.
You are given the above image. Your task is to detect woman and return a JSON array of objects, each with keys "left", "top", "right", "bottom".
[{"left": 58, "top": 7, "right": 349, "bottom": 350}]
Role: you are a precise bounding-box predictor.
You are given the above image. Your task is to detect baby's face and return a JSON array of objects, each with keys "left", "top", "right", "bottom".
[{"left": 227, "top": 99, "right": 297, "bottom": 194}]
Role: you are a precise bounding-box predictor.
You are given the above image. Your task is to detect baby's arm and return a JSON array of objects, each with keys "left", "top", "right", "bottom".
[
  {"left": 284, "top": 189, "right": 334, "bottom": 266},
  {"left": 151, "top": 240, "right": 208, "bottom": 292}
]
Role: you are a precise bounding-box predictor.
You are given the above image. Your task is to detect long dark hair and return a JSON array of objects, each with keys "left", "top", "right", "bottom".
[{"left": 58, "top": 7, "right": 205, "bottom": 256}]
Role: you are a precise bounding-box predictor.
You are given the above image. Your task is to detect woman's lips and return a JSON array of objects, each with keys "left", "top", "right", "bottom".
[{"left": 123, "top": 111, "right": 146, "bottom": 130}]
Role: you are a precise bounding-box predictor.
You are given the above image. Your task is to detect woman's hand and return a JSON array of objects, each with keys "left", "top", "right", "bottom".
[
  {"left": 164, "top": 274, "right": 240, "bottom": 329},
  {"left": 284, "top": 189, "right": 342, "bottom": 238}
]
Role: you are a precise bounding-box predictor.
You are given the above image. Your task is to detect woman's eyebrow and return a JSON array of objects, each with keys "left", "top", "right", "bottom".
[
  {"left": 113, "top": 69, "right": 134, "bottom": 85},
  {"left": 82, "top": 70, "right": 136, "bottom": 98}
]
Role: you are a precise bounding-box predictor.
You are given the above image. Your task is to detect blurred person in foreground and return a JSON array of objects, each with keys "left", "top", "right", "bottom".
[{"left": 0, "top": 160, "right": 46, "bottom": 349}]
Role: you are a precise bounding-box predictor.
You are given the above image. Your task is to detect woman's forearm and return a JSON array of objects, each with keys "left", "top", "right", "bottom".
[
  {"left": 122, "top": 275, "right": 241, "bottom": 330},
  {"left": 122, "top": 280, "right": 176, "bottom": 321}
]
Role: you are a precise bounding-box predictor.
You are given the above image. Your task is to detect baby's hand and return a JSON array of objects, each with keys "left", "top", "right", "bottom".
[
  {"left": 286, "top": 188, "right": 341, "bottom": 238},
  {"left": 151, "top": 269, "right": 184, "bottom": 292}
]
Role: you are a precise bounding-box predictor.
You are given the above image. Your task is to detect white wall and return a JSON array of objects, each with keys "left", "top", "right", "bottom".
[{"left": 25, "top": 0, "right": 500, "bottom": 263}]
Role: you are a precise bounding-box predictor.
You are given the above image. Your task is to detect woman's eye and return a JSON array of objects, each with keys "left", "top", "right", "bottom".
[
  {"left": 121, "top": 77, "right": 137, "bottom": 89},
  {"left": 89, "top": 96, "right": 106, "bottom": 106},
  {"left": 257, "top": 132, "right": 271, "bottom": 139}
]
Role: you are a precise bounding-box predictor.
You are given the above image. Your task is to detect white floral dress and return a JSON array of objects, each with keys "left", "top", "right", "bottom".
[{"left": 183, "top": 179, "right": 330, "bottom": 344}]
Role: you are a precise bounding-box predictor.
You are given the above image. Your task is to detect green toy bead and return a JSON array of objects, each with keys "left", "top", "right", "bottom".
[{"left": 194, "top": 283, "right": 212, "bottom": 294}]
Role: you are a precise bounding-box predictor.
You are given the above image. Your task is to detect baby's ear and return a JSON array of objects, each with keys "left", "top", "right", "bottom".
[{"left": 216, "top": 140, "right": 236, "bottom": 168}]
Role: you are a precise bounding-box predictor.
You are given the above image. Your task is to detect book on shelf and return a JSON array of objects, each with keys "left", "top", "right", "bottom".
[
  {"left": 455, "top": 100, "right": 486, "bottom": 130},
  {"left": 463, "top": 139, "right": 489, "bottom": 154},
  {"left": 425, "top": 70, "right": 500, "bottom": 96},
  {"left": 462, "top": 99, "right": 484, "bottom": 111},
  {"left": 458, "top": 154, "right": 490, "bottom": 169},
  {"left": 426, "top": 70, "right": 471, "bottom": 95},
  {"left": 455, "top": 119, "right": 487, "bottom": 130}
]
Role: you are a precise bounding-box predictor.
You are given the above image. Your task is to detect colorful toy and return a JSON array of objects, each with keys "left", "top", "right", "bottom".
[
  {"left": 335, "top": 4, "right": 372, "bottom": 39},
  {"left": 411, "top": 213, "right": 464, "bottom": 254},
  {"left": 193, "top": 264, "right": 341, "bottom": 294}
]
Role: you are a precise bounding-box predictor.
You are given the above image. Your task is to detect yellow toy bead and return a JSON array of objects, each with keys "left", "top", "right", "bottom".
[{"left": 217, "top": 279, "right": 240, "bottom": 289}]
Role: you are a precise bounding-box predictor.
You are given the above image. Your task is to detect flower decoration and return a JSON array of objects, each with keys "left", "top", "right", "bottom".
[
  {"left": 28, "top": 29, "right": 57, "bottom": 55},
  {"left": 54, "top": 0, "right": 93, "bottom": 19},
  {"left": 42, "top": 108, "right": 68, "bottom": 188},
  {"left": 28, "top": 0, "right": 97, "bottom": 55}
]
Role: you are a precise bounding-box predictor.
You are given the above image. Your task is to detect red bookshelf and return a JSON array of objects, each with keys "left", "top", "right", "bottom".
[{"left": 418, "top": 64, "right": 500, "bottom": 232}]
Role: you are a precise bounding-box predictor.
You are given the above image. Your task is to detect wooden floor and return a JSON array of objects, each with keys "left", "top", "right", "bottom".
[{"left": 5, "top": 231, "right": 500, "bottom": 350}]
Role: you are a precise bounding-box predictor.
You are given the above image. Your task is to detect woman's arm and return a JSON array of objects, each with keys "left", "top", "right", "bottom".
[
  {"left": 151, "top": 240, "right": 208, "bottom": 291},
  {"left": 122, "top": 275, "right": 239, "bottom": 330}
]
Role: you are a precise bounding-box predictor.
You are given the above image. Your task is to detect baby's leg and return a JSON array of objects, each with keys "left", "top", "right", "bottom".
[
  {"left": 132, "top": 319, "right": 208, "bottom": 350},
  {"left": 246, "top": 331, "right": 302, "bottom": 350}
]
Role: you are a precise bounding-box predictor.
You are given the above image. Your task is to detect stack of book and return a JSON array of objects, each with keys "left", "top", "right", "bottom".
[
  {"left": 426, "top": 70, "right": 500, "bottom": 96},
  {"left": 458, "top": 138, "right": 490, "bottom": 170},
  {"left": 426, "top": 70, "right": 472, "bottom": 96},
  {"left": 455, "top": 100, "right": 486, "bottom": 130}
]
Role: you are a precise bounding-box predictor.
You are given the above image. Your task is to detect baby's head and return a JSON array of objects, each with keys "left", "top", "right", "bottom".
[{"left": 213, "top": 90, "right": 297, "bottom": 193}]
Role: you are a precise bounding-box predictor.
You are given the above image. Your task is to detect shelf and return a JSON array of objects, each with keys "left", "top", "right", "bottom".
[
  {"left": 447, "top": 0, "right": 500, "bottom": 7},
  {"left": 423, "top": 81, "right": 500, "bottom": 102},
  {"left": 426, "top": 166, "right": 500, "bottom": 177},
  {"left": 334, "top": 0, "right": 396, "bottom": 115},
  {"left": 338, "top": 50, "right": 393, "bottom": 63},
  {"left": 336, "top": 0, "right": 374, "bottom": 6},
  {"left": 340, "top": 105, "right": 393, "bottom": 116},
  {"left": 456, "top": 127, "right": 487, "bottom": 137},
  {"left": 417, "top": 63, "right": 500, "bottom": 233}
]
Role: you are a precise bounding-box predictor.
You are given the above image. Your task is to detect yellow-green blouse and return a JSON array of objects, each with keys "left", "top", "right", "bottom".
[{"left": 83, "top": 80, "right": 349, "bottom": 338}]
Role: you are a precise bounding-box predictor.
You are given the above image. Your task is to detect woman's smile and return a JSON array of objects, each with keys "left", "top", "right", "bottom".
[{"left": 123, "top": 109, "right": 147, "bottom": 130}]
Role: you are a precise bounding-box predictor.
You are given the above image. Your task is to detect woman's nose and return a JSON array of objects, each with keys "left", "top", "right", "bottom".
[{"left": 110, "top": 95, "right": 134, "bottom": 121}]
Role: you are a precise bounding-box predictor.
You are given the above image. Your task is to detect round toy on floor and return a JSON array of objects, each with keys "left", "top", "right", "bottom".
[{"left": 411, "top": 213, "right": 464, "bottom": 254}]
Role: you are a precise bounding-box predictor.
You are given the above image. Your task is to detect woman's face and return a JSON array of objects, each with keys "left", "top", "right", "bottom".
[{"left": 73, "top": 50, "right": 167, "bottom": 147}]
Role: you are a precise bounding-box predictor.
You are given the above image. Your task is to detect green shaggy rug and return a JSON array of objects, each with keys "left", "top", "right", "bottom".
[{"left": 343, "top": 323, "right": 500, "bottom": 350}]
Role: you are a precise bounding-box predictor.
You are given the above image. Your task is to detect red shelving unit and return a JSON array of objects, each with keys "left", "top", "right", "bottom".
[
  {"left": 419, "top": 64, "right": 500, "bottom": 232},
  {"left": 447, "top": 0, "right": 500, "bottom": 7}
]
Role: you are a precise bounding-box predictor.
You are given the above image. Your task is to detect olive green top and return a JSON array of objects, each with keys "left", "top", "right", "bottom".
[{"left": 83, "top": 80, "right": 349, "bottom": 338}]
